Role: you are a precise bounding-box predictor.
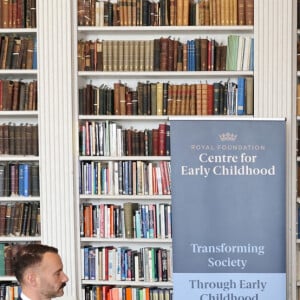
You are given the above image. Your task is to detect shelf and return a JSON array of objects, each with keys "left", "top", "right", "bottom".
[
  {"left": 0, "top": 155, "right": 39, "bottom": 161},
  {"left": 82, "top": 279, "right": 173, "bottom": 287},
  {"left": 0, "top": 236, "right": 41, "bottom": 242},
  {"left": 78, "top": 25, "right": 254, "bottom": 33},
  {"left": 78, "top": 115, "right": 169, "bottom": 121},
  {"left": 0, "top": 111, "right": 38, "bottom": 117},
  {"left": 0, "top": 28, "right": 37, "bottom": 33},
  {"left": 0, "top": 196, "right": 40, "bottom": 202},
  {"left": 80, "top": 237, "right": 172, "bottom": 244},
  {"left": 0, "top": 276, "right": 17, "bottom": 282},
  {"left": 79, "top": 156, "right": 170, "bottom": 161},
  {"left": 78, "top": 71, "right": 254, "bottom": 78},
  {"left": 80, "top": 194, "right": 171, "bottom": 200},
  {"left": 0, "top": 70, "right": 37, "bottom": 75}
]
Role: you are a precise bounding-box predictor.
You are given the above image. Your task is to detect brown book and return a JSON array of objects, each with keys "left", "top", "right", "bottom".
[
  {"left": 0, "top": 124, "right": 4, "bottom": 154},
  {"left": 176, "top": 0, "right": 183, "bottom": 25},
  {"left": 0, "top": 204, "right": 7, "bottom": 235},
  {"left": 182, "top": 43, "right": 188, "bottom": 71},
  {"left": 139, "top": 40, "right": 146, "bottom": 71},
  {"left": 151, "top": 129, "right": 159, "bottom": 156},
  {"left": 220, "top": 45, "right": 227, "bottom": 71},
  {"left": 2, "top": 0, "right": 9, "bottom": 28},
  {"left": 200, "top": 38, "right": 208, "bottom": 71},
  {"left": 25, "top": 124, "right": 33, "bottom": 155},
  {"left": 14, "top": 123, "right": 21, "bottom": 154},
  {"left": 237, "top": 0, "right": 245, "bottom": 25},
  {"left": 180, "top": 83, "right": 186, "bottom": 115},
  {"left": 8, "top": 122, "right": 15, "bottom": 154},
  {"left": 12, "top": 80, "right": 20, "bottom": 110},
  {"left": 201, "top": 83, "right": 208, "bottom": 115},
  {"left": 11, "top": 38, "right": 21, "bottom": 69},
  {"left": 224, "top": 0, "right": 230, "bottom": 25},
  {"left": 244, "top": 0, "right": 254, "bottom": 25},
  {"left": 32, "top": 124, "right": 38, "bottom": 156},
  {"left": 4, "top": 244, "right": 13, "bottom": 275},
  {"left": 175, "top": 84, "right": 182, "bottom": 115},
  {"left": 0, "top": 80, "right": 2, "bottom": 110},
  {"left": 2, "top": 124, "right": 9, "bottom": 154},
  {"left": 125, "top": 89, "right": 133, "bottom": 115},
  {"left": 159, "top": 38, "right": 169, "bottom": 71},
  {"left": 207, "top": 84, "right": 214, "bottom": 115},
  {"left": 119, "top": 83, "right": 126, "bottom": 115},
  {"left": 190, "top": 84, "right": 196, "bottom": 115},
  {"left": 113, "top": 82, "right": 121, "bottom": 115},
  {"left": 123, "top": 202, "right": 139, "bottom": 238},
  {"left": 0, "top": 0, "right": 2, "bottom": 27},
  {"left": 229, "top": 0, "right": 238, "bottom": 25},
  {"left": 169, "top": 0, "right": 176, "bottom": 25},
  {"left": 0, "top": 35, "right": 9, "bottom": 69},
  {"left": 182, "top": 0, "right": 189, "bottom": 25},
  {"left": 211, "top": 0, "right": 217, "bottom": 25},
  {"left": 297, "top": 82, "right": 300, "bottom": 116},
  {"left": 195, "top": 83, "right": 202, "bottom": 115},
  {"left": 156, "top": 82, "right": 163, "bottom": 115},
  {"left": 167, "top": 84, "right": 174, "bottom": 115},
  {"left": 245, "top": 76, "right": 254, "bottom": 115},
  {"left": 20, "top": 36, "right": 29, "bottom": 69}
]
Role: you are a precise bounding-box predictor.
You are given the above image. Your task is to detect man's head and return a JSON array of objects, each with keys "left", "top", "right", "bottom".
[{"left": 14, "top": 244, "right": 69, "bottom": 299}]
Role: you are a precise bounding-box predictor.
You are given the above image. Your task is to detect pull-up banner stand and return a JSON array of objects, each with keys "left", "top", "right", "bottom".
[{"left": 170, "top": 118, "right": 286, "bottom": 300}]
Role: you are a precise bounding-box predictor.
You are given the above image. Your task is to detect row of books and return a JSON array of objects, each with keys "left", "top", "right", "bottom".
[
  {"left": 78, "top": 0, "right": 254, "bottom": 27},
  {"left": 79, "top": 160, "right": 171, "bottom": 196},
  {"left": 80, "top": 202, "right": 172, "bottom": 239},
  {"left": 82, "top": 246, "right": 172, "bottom": 282},
  {"left": 82, "top": 285, "right": 172, "bottom": 300},
  {"left": 79, "top": 121, "right": 170, "bottom": 157},
  {"left": 0, "top": 283, "right": 20, "bottom": 300},
  {"left": 0, "top": 202, "right": 40, "bottom": 237},
  {"left": 79, "top": 77, "right": 254, "bottom": 116},
  {"left": 77, "top": 35, "right": 254, "bottom": 72},
  {"left": 0, "top": 79, "right": 38, "bottom": 111},
  {"left": 0, "top": 34, "right": 37, "bottom": 70},
  {"left": 0, "top": 123, "right": 38, "bottom": 156},
  {"left": 0, "top": 162, "right": 39, "bottom": 197},
  {"left": 0, "top": 0, "right": 36, "bottom": 28}
]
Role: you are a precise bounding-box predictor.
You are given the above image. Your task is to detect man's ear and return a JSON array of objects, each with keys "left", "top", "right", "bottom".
[{"left": 23, "top": 268, "right": 38, "bottom": 287}]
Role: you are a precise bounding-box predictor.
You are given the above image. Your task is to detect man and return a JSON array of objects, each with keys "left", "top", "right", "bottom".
[{"left": 13, "top": 244, "right": 69, "bottom": 300}]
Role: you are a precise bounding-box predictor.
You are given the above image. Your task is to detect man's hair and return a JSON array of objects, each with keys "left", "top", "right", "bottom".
[{"left": 13, "top": 243, "right": 58, "bottom": 283}]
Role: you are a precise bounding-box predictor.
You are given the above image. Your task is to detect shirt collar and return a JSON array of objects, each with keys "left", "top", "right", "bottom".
[{"left": 20, "top": 292, "right": 32, "bottom": 300}]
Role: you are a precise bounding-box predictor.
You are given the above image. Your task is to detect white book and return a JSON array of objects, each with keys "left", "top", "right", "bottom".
[{"left": 236, "top": 36, "right": 245, "bottom": 71}]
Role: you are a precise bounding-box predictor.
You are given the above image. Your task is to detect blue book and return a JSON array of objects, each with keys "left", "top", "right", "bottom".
[
  {"left": 237, "top": 77, "right": 246, "bottom": 115},
  {"left": 88, "top": 247, "right": 96, "bottom": 280},
  {"left": 135, "top": 209, "right": 142, "bottom": 238},
  {"left": 83, "top": 246, "right": 90, "bottom": 279},
  {"left": 23, "top": 164, "right": 29, "bottom": 196},
  {"left": 18, "top": 164, "right": 24, "bottom": 196},
  {"left": 0, "top": 243, "right": 4, "bottom": 276},
  {"left": 249, "top": 38, "right": 254, "bottom": 71},
  {"left": 32, "top": 37, "right": 38, "bottom": 69}
]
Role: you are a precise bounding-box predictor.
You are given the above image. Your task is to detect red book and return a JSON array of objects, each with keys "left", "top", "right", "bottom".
[
  {"left": 158, "top": 123, "right": 166, "bottom": 156},
  {"left": 151, "top": 128, "right": 159, "bottom": 156},
  {"left": 207, "top": 84, "right": 214, "bottom": 115}
]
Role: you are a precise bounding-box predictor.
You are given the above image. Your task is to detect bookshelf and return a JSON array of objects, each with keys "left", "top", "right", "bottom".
[
  {"left": 0, "top": 0, "right": 40, "bottom": 294},
  {"left": 297, "top": 2, "right": 300, "bottom": 297},
  {"left": 74, "top": 1, "right": 254, "bottom": 299}
]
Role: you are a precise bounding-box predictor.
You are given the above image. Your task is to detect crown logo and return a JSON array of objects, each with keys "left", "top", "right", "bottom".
[{"left": 219, "top": 132, "right": 237, "bottom": 142}]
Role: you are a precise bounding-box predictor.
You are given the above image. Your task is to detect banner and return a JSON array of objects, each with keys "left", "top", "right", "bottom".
[{"left": 170, "top": 119, "right": 286, "bottom": 300}]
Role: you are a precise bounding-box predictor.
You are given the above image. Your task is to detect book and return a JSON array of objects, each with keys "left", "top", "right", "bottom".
[{"left": 123, "top": 202, "right": 139, "bottom": 238}]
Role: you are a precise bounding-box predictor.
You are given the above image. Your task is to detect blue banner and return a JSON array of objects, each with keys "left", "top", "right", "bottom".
[{"left": 170, "top": 119, "right": 286, "bottom": 300}]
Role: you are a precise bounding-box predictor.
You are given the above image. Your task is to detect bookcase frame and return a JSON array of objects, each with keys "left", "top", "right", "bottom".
[
  {"left": 74, "top": 3, "right": 255, "bottom": 295},
  {"left": 0, "top": 17, "right": 41, "bottom": 288}
]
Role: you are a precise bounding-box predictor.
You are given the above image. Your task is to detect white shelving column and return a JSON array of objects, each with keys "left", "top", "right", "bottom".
[
  {"left": 37, "top": 1, "right": 77, "bottom": 299},
  {"left": 255, "top": 0, "right": 295, "bottom": 299}
]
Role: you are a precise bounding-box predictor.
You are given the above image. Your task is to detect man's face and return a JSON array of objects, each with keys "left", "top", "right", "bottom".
[{"left": 36, "top": 252, "right": 69, "bottom": 298}]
